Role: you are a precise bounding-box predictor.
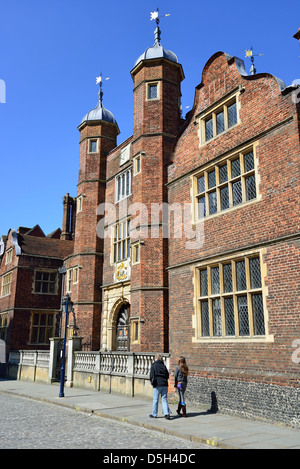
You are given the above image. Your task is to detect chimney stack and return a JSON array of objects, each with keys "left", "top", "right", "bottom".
[{"left": 61, "top": 193, "right": 76, "bottom": 240}]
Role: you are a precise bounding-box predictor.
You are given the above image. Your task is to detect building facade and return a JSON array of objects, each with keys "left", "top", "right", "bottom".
[{"left": 1, "top": 24, "right": 299, "bottom": 424}]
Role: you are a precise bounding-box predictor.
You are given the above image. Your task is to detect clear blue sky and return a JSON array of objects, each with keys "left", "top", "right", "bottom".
[{"left": 0, "top": 0, "right": 299, "bottom": 236}]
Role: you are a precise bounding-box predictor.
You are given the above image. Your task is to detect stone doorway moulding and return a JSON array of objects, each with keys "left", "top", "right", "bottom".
[{"left": 106, "top": 296, "right": 130, "bottom": 351}]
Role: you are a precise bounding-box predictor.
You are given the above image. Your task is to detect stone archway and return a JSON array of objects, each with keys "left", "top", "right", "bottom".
[{"left": 105, "top": 296, "right": 130, "bottom": 351}]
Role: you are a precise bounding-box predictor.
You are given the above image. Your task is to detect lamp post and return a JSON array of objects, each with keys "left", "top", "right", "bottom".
[{"left": 59, "top": 293, "right": 73, "bottom": 398}]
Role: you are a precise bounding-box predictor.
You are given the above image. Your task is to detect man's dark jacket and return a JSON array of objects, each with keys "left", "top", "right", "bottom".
[{"left": 150, "top": 359, "right": 169, "bottom": 387}]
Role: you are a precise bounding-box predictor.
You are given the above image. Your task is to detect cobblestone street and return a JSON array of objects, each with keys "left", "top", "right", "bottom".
[{"left": 0, "top": 393, "right": 210, "bottom": 450}]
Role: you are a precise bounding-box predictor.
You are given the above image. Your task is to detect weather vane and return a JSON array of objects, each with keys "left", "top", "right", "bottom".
[
  {"left": 245, "top": 47, "right": 263, "bottom": 75},
  {"left": 150, "top": 8, "right": 170, "bottom": 24},
  {"left": 95, "top": 73, "right": 110, "bottom": 103},
  {"left": 150, "top": 8, "right": 170, "bottom": 45}
]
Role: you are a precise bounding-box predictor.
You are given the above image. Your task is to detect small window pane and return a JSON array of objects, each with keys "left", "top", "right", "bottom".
[
  {"left": 225, "top": 297, "right": 235, "bottom": 336},
  {"left": 32, "top": 314, "right": 40, "bottom": 326},
  {"left": 201, "top": 301, "right": 210, "bottom": 337},
  {"left": 127, "top": 239, "right": 130, "bottom": 259},
  {"left": 200, "top": 269, "right": 208, "bottom": 296},
  {"left": 223, "top": 263, "right": 232, "bottom": 292},
  {"left": 228, "top": 102, "right": 237, "bottom": 128},
  {"left": 231, "top": 158, "right": 241, "bottom": 178},
  {"left": 212, "top": 298, "right": 222, "bottom": 336},
  {"left": 236, "top": 260, "right": 247, "bottom": 291},
  {"left": 252, "top": 294, "right": 265, "bottom": 335},
  {"left": 220, "top": 186, "right": 229, "bottom": 210},
  {"left": 244, "top": 151, "right": 254, "bottom": 172},
  {"left": 149, "top": 84, "right": 157, "bottom": 99},
  {"left": 208, "top": 191, "right": 217, "bottom": 215},
  {"left": 246, "top": 175, "right": 256, "bottom": 201},
  {"left": 219, "top": 164, "right": 228, "bottom": 183},
  {"left": 205, "top": 118, "right": 213, "bottom": 141},
  {"left": 238, "top": 296, "right": 249, "bottom": 335},
  {"left": 211, "top": 266, "right": 220, "bottom": 295},
  {"left": 40, "top": 314, "right": 47, "bottom": 326},
  {"left": 122, "top": 173, "right": 125, "bottom": 197},
  {"left": 117, "top": 176, "right": 121, "bottom": 201},
  {"left": 208, "top": 170, "right": 216, "bottom": 188},
  {"left": 90, "top": 140, "right": 97, "bottom": 152},
  {"left": 232, "top": 180, "right": 242, "bottom": 206},
  {"left": 216, "top": 110, "right": 225, "bottom": 134},
  {"left": 249, "top": 257, "right": 261, "bottom": 289},
  {"left": 197, "top": 175, "right": 205, "bottom": 194},
  {"left": 126, "top": 171, "right": 130, "bottom": 195},
  {"left": 198, "top": 196, "right": 206, "bottom": 218}
]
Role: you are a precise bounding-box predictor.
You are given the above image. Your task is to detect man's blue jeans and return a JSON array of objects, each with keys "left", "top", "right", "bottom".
[{"left": 152, "top": 386, "right": 169, "bottom": 417}]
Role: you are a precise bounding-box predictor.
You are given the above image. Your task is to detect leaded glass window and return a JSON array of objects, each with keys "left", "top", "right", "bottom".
[
  {"left": 197, "top": 255, "right": 266, "bottom": 339},
  {"left": 205, "top": 117, "right": 213, "bottom": 141},
  {"left": 227, "top": 102, "right": 237, "bottom": 128},
  {"left": 195, "top": 147, "right": 258, "bottom": 219},
  {"left": 201, "top": 97, "right": 238, "bottom": 143},
  {"left": 148, "top": 84, "right": 158, "bottom": 99}
]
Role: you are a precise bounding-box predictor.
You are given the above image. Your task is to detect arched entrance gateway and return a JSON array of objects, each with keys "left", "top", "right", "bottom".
[{"left": 116, "top": 303, "right": 130, "bottom": 351}]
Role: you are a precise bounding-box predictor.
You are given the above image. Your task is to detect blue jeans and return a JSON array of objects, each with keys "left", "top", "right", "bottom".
[{"left": 152, "top": 386, "right": 169, "bottom": 417}]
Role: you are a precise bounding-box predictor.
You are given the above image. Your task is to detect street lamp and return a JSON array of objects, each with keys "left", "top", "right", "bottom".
[{"left": 59, "top": 293, "right": 73, "bottom": 398}]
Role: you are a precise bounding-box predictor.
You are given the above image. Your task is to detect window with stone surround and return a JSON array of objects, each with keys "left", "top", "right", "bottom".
[
  {"left": 116, "top": 168, "right": 132, "bottom": 202},
  {"left": 0, "top": 312, "right": 8, "bottom": 341},
  {"left": 112, "top": 218, "right": 131, "bottom": 263},
  {"left": 194, "top": 146, "right": 258, "bottom": 220},
  {"left": 146, "top": 82, "right": 160, "bottom": 101},
  {"left": 30, "top": 312, "right": 56, "bottom": 345},
  {"left": 195, "top": 253, "right": 267, "bottom": 340},
  {"left": 5, "top": 248, "right": 13, "bottom": 265},
  {"left": 198, "top": 93, "right": 239, "bottom": 144},
  {"left": 34, "top": 270, "right": 57, "bottom": 294},
  {"left": 1, "top": 272, "right": 12, "bottom": 297},
  {"left": 88, "top": 139, "right": 98, "bottom": 153}
]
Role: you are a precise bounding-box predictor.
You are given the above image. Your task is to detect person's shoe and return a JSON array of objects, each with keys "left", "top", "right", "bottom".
[
  {"left": 181, "top": 405, "right": 187, "bottom": 417},
  {"left": 164, "top": 414, "right": 170, "bottom": 420},
  {"left": 149, "top": 414, "right": 157, "bottom": 418}
]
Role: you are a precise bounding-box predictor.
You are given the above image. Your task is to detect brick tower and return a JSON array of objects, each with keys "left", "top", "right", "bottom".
[
  {"left": 65, "top": 82, "right": 119, "bottom": 350},
  {"left": 129, "top": 19, "right": 184, "bottom": 352}
]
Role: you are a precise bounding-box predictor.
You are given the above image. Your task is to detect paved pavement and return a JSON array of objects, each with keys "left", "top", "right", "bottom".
[{"left": 0, "top": 379, "right": 299, "bottom": 449}]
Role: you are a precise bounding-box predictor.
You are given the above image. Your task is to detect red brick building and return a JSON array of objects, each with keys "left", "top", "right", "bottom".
[
  {"left": 0, "top": 225, "right": 73, "bottom": 354},
  {"left": 1, "top": 24, "right": 299, "bottom": 424}
]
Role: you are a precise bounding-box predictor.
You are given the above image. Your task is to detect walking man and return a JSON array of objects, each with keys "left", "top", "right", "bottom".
[{"left": 149, "top": 354, "right": 170, "bottom": 420}]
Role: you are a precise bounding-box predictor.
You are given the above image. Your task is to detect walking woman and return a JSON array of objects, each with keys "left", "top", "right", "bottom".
[{"left": 175, "top": 356, "right": 189, "bottom": 417}]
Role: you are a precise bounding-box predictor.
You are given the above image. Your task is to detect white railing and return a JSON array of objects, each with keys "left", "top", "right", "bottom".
[
  {"left": 8, "top": 347, "right": 170, "bottom": 396},
  {"left": 8, "top": 350, "right": 50, "bottom": 368},
  {"left": 73, "top": 351, "right": 169, "bottom": 377},
  {"left": 73, "top": 351, "right": 98, "bottom": 373}
]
